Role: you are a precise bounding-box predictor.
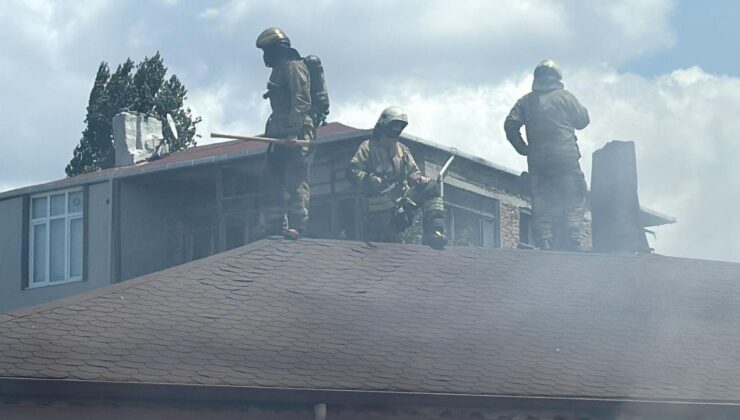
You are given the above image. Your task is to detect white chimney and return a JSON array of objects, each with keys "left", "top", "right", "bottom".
[{"left": 112, "top": 112, "right": 169, "bottom": 166}]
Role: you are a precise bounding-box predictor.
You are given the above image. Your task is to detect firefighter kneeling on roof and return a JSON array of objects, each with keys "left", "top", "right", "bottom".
[{"left": 350, "top": 106, "right": 448, "bottom": 249}]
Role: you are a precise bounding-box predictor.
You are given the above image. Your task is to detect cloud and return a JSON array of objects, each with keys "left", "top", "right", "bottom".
[
  {"left": 571, "top": 66, "right": 740, "bottom": 262},
  {"left": 5, "top": 0, "right": 740, "bottom": 262},
  {"left": 331, "top": 75, "right": 531, "bottom": 172},
  {"left": 188, "top": 81, "right": 270, "bottom": 141},
  {"left": 327, "top": 64, "right": 740, "bottom": 261},
  {"left": 0, "top": 1, "right": 115, "bottom": 186},
  {"left": 190, "top": 0, "right": 675, "bottom": 97}
]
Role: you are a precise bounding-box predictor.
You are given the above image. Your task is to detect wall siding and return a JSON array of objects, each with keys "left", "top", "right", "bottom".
[{"left": 0, "top": 183, "right": 113, "bottom": 314}]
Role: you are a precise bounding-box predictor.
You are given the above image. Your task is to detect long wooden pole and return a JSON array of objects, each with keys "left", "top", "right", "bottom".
[{"left": 210, "top": 132, "right": 310, "bottom": 147}]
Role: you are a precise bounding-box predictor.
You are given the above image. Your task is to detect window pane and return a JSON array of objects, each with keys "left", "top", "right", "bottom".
[
  {"left": 306, "top": 201, "right": 332, "bottom": 239},
  {"left": 482, "top": 218, "right": 497, "bottom": 249},
  {"left": 446, "top": 187, "right": 498, "bottom": 215},
  {"left": 192, "top": 230, "right": 214, "bottom": 260},
  {"left": 50, "top": 218, "right": 66, "bottom": 282},
  {"left": 32, "top": 224, "right": 47, "bottom": 283},
  {"left": 519, "top": 212, "right": 532, "bottom": 244},
  {"left": 224, "top": 217, "right": 246, "bottom": 251},
  {"left": 50, "top": 194, "right": 66, "bottom": 217},
  {"left": 32, "top": 197, "right": 47, "bottom": 219},
  {"left": 68, "top": 191, "right": 83, "bottom": 214},
  {"left": 336, "top": 198, "right": 358, "bottom": 240},
  {"left": 451, "top": 207, "right": 482, "bottom": 247},
  {"left": 70, "top": 218, "right": 83, "bottom": 278}
]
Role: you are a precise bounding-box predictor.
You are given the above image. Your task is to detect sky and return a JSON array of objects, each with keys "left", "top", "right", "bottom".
[{"left": 1, "top": 0, "right": 739, "bottom": 262}]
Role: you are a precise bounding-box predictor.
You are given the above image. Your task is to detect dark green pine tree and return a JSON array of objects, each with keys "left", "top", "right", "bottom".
[
  {"left": 132, "top": 52, "right": 166, "bottom": 114},
  {"left": 65, "top": 53, "right": 200, "bottom": 177},
  {"left": 155, "top": 74, "right": 200, "bottom": 151},
  {"left": 65, "top": 63, "right": 111, "bottom": 176}
]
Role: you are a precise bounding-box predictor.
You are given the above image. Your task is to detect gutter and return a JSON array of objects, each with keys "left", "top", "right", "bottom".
[{"left": 2, "top": 377, "right": 740, "bottom": 417}]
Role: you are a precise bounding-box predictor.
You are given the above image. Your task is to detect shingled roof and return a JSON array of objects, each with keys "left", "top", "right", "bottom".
[{"left": 2, "top": 238, "right": 740, "bottom": 405}]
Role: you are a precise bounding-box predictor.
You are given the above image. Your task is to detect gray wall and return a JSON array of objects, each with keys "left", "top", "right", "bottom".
[
  {"left": 0, "top": 182, "right": 113, "bottom": 314},
  {"left": 87, "top": 182, "right": 112, "bottom": 284},
  {"left": 0, "top": 196, "right": 24, "bottom": 311},
  {"left": 118, "top": 180, "right": 170, "bottom": 281}
]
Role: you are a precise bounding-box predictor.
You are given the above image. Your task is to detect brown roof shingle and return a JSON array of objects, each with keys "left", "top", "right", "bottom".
[{"left": 2, "top": 238, "right": 740, "bottom": 402}]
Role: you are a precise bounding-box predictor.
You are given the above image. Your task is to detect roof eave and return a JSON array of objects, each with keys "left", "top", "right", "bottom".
[
  {"left": 0, "top": 128, "right": 521, "bottom": 201},
  {"left": 640, "top": 205, "right": 678, "bottom": 227},
  {"left": 0, "top": 145, "right": 268, "bottom": 201},
  {"left": 400, "top": 133, "right": 523, "bottom": 178},
  {"left": 0, "top": 129, "right": 676, "bottom": 229},
  {"left": 1, "top": 377, "right": 740, "bottom": 416}
]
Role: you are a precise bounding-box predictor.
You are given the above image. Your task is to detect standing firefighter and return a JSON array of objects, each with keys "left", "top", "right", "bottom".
[
  {"left": 350, "top": 106, "right": 448, "bottom": 249},
  {"left": 504, "top": 59, "right": 590, "bottom": 251},
  {"left": 256, "top": 27, "right": 329, "bottom": 239}
]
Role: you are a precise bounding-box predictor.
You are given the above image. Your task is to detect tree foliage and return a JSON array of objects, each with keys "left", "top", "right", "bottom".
[{"left": 66, "top": 52, "right": 201, "bottom": 176}]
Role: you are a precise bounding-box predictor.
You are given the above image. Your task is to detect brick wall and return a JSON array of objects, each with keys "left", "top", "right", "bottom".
[{"left": 499, "top": 202, "right": 521, "bottom": 249}]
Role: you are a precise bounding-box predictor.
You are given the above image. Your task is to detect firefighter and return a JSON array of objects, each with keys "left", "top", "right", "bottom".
[
  {"left": 350, "top": 106, "right": 447, "bottom": 248},
  {"left": 504, "top": 59, "right": 590, "bottom": 250}
]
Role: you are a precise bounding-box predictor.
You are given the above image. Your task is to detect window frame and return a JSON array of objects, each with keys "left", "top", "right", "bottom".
[
  {"left": 519, "top": 207, "right": 533, "bottom": 246},
  {"left": 28, "top": 188, "right": 85, "bottom": 289},
  {"left": 444, "top": 186, "right": 501, "bottom": 249}
]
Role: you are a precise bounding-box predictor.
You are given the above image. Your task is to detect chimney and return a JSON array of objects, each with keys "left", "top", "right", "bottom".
[
  {"left": 591, "top": 141, "right": 650, "bottom": 253},
  {"left": 112, "top": 112, "right": 168, "bottom": 166}
]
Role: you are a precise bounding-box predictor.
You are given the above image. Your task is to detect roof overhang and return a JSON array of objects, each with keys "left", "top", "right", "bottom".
[
  {"left": 0, "top": 126, "right": 520, "bottom": 201},
  {"left": 1, "top": 377, "right": 739, "bottom": 416},
  {"left": 640, "top": 205, "right": 678, "bottom": 227},
  {"left": 0, "top": 126, "right": 676, "bottom": 225},
  {"left": 0, "top": 143, "right": 269, "bottom": 201}
]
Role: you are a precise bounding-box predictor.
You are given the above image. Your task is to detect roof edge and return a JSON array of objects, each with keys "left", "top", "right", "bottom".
[
  {"left": 640, "top": 205, "right": 678, "bottom": 226},
  {"left": 0, "top": 143, "right": 268, "bottom": 201},
  {"left": 0, "top": 127, "right": 675, "bottom": 227},
  {"left": 0, "top": 127, "right": 516, "bottom": 201},
  {"left": 400, "top": 132, "right": 522, "bottom": 178},
  {"left": 2, "top": 377, "right": 740, "bottom": 415}
]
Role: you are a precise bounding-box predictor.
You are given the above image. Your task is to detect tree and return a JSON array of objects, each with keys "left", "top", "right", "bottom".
[{"left": 66, "top": 52, "right": 201, "bottom": 176}]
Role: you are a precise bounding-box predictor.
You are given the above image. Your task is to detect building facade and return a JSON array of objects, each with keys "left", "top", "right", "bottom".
[{"left": 0, "top": 123, "right": 673, "bottom": 313}]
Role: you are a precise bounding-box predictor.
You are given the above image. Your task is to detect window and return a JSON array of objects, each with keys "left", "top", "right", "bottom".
[
  {"left": 450, "top": 207, "right": 483, "bottom": 246},
  {"left": 445, "top": 186, "right": 500, "bottom": 249},
  {"left": 519, "top": 209, "right": 532, "bottom": 245},
  {"left": 29, "top": 189, "right": 84, "bottom": 287},
  {"left": 335, "top": 197, "right": 360, "bottom": 240},
  {"left": 223, "top": 215, "right": 249, "bottom": 250},
  {"left": 306, "top": 200, "right": 332, "bottom": 238},
  {"left": 305, "top": 195, "right": 362, "bottom": 240}
]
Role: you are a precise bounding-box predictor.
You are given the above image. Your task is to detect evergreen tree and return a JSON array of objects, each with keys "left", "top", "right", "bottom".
[
  {"left": 132, "top": 52, "right": 165, "bottom": 113},
  {"left": 66, "top": 53, "right": 200, "bottom": 176},
  {"left": 66, "top": 63, "right": 111, "bottom": 175}
]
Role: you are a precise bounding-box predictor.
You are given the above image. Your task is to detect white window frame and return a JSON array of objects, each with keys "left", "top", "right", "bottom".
[{"left": 28, "top": 188, "right": 84, "bottom": 288}]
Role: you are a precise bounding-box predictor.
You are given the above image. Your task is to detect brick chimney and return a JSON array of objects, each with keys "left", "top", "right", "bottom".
[
  {"left": 591, "top": 141, "right": 650, "bottom": 253},
  {"left": 112, "top": 112, "right": 168, "bottom": 166}
]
